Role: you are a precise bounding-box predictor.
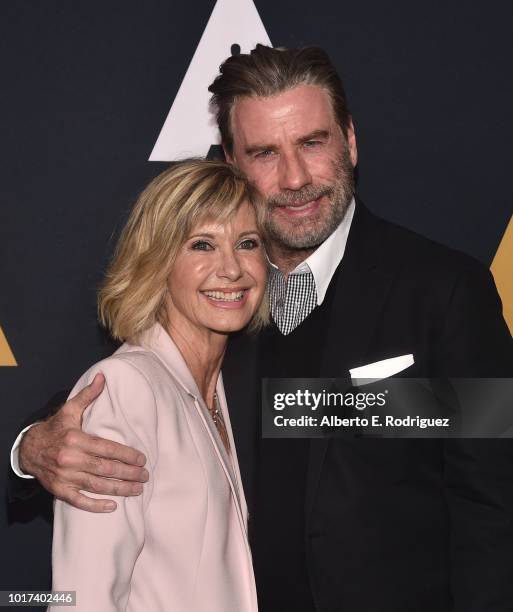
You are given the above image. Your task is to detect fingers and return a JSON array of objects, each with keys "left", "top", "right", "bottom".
[
  {"left": 38, "top": 455, "right": 146, "bottom": 512},
  {"left": 57, "top": 446, "right": 149, "bottom": 483},
  {"left": 65, "top": 373, "right": 106, "bottom": 416},
  {"left": 52, "top": 469, "right": 146, "bottom": 513},
  {"left": 48, "top": 431, "right": 149, "bottom": 484},
  {"left": 48, "top": 425, "right": 147, "bottom": 471},
  {"left": 86, "top": 456, "right": 149, "bottom": 482},
  {"left": 66, "top": 429, "right": 146, "bottom": 468},
  {"left": 61, "top": 488, "right": 117, "bottom": 514},
  {"left": 77, "top": 434, "right": 147, "bottom": 469},
  {"left": 76, "top": 473, "right": 144, "bottom": 497}
]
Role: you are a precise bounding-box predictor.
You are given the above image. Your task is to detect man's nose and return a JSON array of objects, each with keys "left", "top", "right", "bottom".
[
  {"left": 217, "top": 249, "right": 243, "bottom": 281},
  {"left": 278, "top": 151, "right": 312, "bottom": 191}
]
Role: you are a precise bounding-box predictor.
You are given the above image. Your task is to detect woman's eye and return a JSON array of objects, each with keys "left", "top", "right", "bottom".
[
  {"left": 191, "top": 240, "right": 213, "bottom": 251},
  {"left": 238, "top": 238, "right": 259, "bottom": 250}
]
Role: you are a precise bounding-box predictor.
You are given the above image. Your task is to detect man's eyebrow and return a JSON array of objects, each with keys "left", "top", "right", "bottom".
[{"left": 296, "top": 129, "right": 330, "bottom": 144}]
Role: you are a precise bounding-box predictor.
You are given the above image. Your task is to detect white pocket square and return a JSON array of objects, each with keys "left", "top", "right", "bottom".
[{"left": 350, "top": 354, "right": 414, "bottom": 385}]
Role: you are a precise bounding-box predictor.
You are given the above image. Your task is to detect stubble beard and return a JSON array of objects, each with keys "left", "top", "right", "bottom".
[{"left": 265, "top": 145, "right": 355, "bottom": 250}]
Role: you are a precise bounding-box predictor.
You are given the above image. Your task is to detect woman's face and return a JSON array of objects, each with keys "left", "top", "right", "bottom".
[{"left": 166, "top": 201, "right": 267, "bottom": 336}]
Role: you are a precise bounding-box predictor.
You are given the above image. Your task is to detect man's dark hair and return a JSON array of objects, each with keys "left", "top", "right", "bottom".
[{"left": 208, "top": 44, "right": 351, "bottom": 155}]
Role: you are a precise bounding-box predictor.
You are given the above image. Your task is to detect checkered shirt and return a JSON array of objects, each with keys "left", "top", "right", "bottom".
[{"left": 269, "top": 264, "right": 318, "bottom": 335}]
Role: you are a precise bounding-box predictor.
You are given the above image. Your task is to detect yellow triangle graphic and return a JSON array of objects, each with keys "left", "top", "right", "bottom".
[
  {"left": 491, "top": 214, "right": 513, "bottom": 336},
  {"left": 0, "top": 325, "right": 17, "bottom": 366}
]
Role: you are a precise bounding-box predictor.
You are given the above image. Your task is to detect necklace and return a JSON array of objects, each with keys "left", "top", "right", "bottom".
[{"left": 208, "top": 392, "right": 230, "bottom": 453}]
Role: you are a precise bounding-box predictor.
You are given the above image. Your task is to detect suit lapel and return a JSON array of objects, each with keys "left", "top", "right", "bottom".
[
  {"left": 222, "top": 331, "right": 261, "bottom": 515},
  {"left": 320, "top": 200, "right": 395, "bottom": 376},
  {"left": 191, "top": 389, "right": 249, "bottom": 522},
  {"left": 216, "top": 375, "right": 249, "bottom": 521},
  {"left": 306, "top": 200, "right": 396, "bottom": 523}
]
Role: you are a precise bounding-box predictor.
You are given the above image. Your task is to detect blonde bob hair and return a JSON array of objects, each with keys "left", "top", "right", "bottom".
[{"left": 98, "top": 159, "right": 268, "bottom": 342}]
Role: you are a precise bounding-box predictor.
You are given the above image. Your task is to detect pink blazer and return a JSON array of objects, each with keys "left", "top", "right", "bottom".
[{"left": 50, "top": 323, "right": 258, "bottom": 612}]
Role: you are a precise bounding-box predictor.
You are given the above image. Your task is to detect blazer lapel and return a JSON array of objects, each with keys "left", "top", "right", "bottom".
[
  {"left": 306, "top": 200, "right": 396, "bottom": 524},
  {"left": 191, "top": 389, "right": 247, "bottom": 522},
  {"left": 140, "top": 324, "right": 247, "bottom": 522},
  {"left": 194, "top": 390, "right": 239, "bottom": 490}
]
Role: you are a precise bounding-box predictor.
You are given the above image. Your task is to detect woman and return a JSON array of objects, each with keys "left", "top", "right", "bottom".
[{"left": 49, "top": 159, "right": 268, "bottom": 611}]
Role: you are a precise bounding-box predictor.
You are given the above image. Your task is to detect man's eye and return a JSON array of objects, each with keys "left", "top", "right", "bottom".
[
  {"left": 303, "top": 140, "right": 321, "bottom": 148},
  {"left": 255, "top": 150, "right": 274, "bottom": 159},
  {"left": 191, "top": 240, "right": 214, "bottom": 251},
  {"left": 238, "top": 238, "right": 259, "bottom": 250}
]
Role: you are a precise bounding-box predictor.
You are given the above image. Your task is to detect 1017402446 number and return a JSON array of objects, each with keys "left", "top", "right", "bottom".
[{"left": 1, "top": 591, "right": 76, "bottom": 606}]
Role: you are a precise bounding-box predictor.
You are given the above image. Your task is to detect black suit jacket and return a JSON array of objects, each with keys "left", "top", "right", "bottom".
[
  {"left": 8, "top": 201, "right": 513, "bottom": 611},
  {"left": 222, "top": 201, "right": 513, "bottom": 612}
]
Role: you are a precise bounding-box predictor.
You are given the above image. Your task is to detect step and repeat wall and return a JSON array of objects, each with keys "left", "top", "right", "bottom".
[{"left": 1, "top": 0, "right": 512, "bottom": 596}]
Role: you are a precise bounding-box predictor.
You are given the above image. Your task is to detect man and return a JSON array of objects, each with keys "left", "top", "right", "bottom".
[{"left": 9, "top": 45, "right": 513, "bottom": 611}]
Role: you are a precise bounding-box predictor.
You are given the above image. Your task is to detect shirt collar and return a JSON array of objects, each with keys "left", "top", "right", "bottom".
[{"left": 268, "top": 197, "right": 355, "bottom": 305}]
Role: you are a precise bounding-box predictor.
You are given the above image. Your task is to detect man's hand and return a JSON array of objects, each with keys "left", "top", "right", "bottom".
[{"left": 18, "top": 373, "right": 149, "bottom": 513}]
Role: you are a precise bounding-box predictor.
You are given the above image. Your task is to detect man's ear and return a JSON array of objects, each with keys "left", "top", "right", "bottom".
[
  {"left": 347, "top": 118, "right": 358, "bottom": 167},
  {"left": 223, "top": 144, "right": 235, "bottom": 165}
]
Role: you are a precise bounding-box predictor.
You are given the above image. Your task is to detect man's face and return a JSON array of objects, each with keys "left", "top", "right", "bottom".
[{"left": 226, "top": 84, "right": 357, "bottom": 250}]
